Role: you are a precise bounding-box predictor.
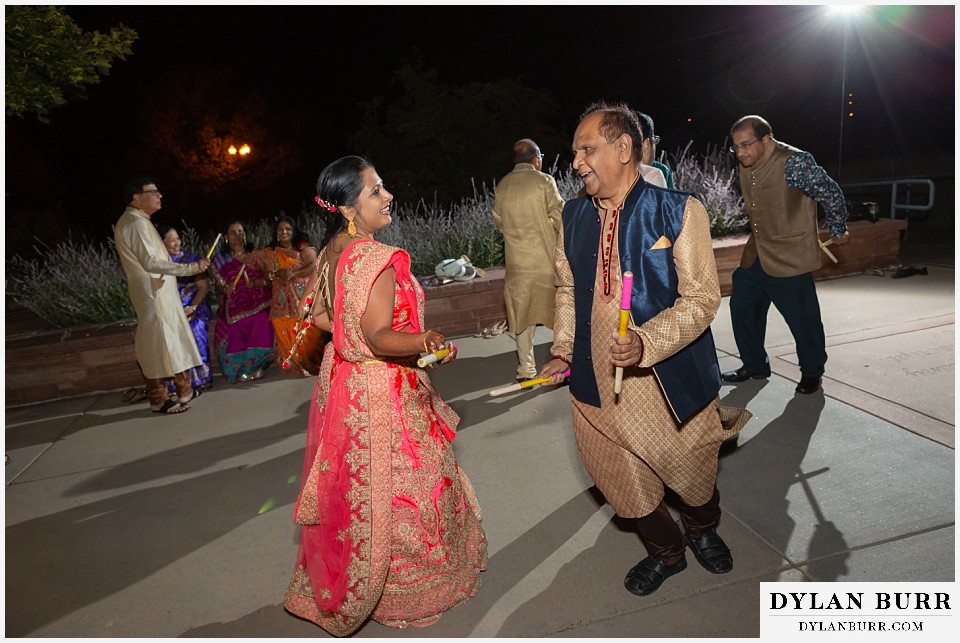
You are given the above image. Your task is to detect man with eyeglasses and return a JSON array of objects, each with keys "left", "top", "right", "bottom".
[
  {"left": 539, "top": 102, "right": 750, "bottom": 597},
  {"left": 491, "top": 139, "right": 565, "bottom": 381},
  {"left": 723, "top": 115, "right": 849, "bottom": 395},
  {"left": 115, "top": 177, "right": 212, "bottom": 414}
]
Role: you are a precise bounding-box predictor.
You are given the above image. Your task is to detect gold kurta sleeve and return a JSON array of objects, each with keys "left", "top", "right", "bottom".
[
  {"left": 120, "top": 215, "right": 202, "bottom": 278},
  {"left": 549, "top": 223, "right": 576, "bottom": 362},
  {"left": 632, "top": 197, "right": 720, "bottom": 367}
]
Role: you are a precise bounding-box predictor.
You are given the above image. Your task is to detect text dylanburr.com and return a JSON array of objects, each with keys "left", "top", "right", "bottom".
[{"left": 760, "top": 582, "right": 954, "bottom": 638}]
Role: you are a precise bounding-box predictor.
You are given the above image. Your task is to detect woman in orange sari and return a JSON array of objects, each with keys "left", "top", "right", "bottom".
[
  {"left": 284, "top": 156, "right": 486, "bottom": 635},
  {"left": 267, "top": 215, "right": 323, "bottom": 374}
]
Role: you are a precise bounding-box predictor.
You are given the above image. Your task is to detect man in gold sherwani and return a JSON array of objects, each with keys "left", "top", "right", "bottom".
[
  {"left": 114, "top": 177, "right": 211, "bottom": 414},
  {"left": 540, "top": 103, "right": 749, "bottom": 596},
  {"left": 492, "top": 139, "right": 565, "bottom": 380}
]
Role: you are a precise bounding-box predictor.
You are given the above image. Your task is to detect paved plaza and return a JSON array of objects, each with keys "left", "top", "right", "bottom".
[{"left": 4, "top": 265, "right": 955, "bottom": 638}]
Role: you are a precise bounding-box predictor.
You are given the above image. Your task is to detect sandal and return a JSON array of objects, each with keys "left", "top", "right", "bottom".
[
  {"left": 177, "top": 388, "right": 202, "bottom": 404},
  {"left": 151, "top": 400, "right": 190, "bottom": 415},
  {"left": 474, "top": 320, "right": 508, "bottom": 338},
  {"left": 122, "top": 388, "right": 148, "bottom": 403}
]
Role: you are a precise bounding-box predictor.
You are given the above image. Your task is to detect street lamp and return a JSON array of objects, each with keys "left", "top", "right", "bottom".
[
  {"left": 227, "top": 143, "right": 251, "bottom": 157},
  {"left": 827, "top": 5, "right": 864, "bottom": 181}
]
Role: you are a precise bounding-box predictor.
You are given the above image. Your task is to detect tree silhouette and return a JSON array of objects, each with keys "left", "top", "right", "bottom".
[{"left": 350, "top": 63, "right": 567, "bottom": 205}]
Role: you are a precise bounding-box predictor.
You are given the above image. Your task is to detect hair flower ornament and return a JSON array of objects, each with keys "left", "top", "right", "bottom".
[{"left": 315, "top": 196, "right": 337, "bottom": 212}]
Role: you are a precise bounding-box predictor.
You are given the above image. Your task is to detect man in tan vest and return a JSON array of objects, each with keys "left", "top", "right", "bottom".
[
  {"left": 722, "top": 116, "right": 849, "bottom": 394},
  {"left": 491, "top": 139, "right": 565, "bottom": 380}
]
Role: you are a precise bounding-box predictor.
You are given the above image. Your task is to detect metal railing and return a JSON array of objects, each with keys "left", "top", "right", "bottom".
[{"left": 840, "top": 178, "right": 936, "bottom": 220}]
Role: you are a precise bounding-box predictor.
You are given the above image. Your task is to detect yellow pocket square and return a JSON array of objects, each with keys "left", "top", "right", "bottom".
[{"left": 650, "top": 236, "right": 672, "bottom": 250}]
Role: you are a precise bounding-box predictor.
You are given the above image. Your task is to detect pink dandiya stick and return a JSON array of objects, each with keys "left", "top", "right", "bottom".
[
  {"left": 488, "top": 368, "right": 571, "bottom": 397},
  {"left": 614, "top": 271, "right": 634, "bottom": 396}
]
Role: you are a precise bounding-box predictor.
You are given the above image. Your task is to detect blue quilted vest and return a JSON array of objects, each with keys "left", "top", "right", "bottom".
[{"left": 561, "top": 180, "right": 721, "bottom": 424}]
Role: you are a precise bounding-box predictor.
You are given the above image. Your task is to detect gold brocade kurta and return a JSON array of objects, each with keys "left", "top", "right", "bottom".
[
  {"left": 552, "top": 198, "right": 746, "bottom": 518},
  {"left": 491, "top": 163, "right": 564, "bottom": 331},
  {"left": 114, "top": 206, "right": 203, "bottom": 379}
]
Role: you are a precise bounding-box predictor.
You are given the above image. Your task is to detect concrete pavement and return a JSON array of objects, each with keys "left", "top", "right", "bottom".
[{"left": 4, "top": 265, "right": 955, "bottom": 638}]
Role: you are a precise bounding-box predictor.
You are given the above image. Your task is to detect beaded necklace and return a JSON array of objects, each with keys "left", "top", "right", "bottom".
[{"left": 600, "top": 207, "right": 619, "bottom": 296}]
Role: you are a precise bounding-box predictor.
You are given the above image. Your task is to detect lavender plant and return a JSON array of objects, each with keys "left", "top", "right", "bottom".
[
  {"left": 7, "top": 235, "right": 136, "bottom": 327},
  {"left": 8, "top": 147, "right": 746, "bottom": 327},
  {"left": 668, "top": 142, "right": 748, "bottom": 238}
]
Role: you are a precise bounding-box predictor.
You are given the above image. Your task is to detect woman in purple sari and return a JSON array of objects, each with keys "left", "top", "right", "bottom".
[
  {"left": 211, "top": 221, "right": 275, "bottom": 382},
  {"left": 160, "top": 225, "right": 213, "bottom": 390}
]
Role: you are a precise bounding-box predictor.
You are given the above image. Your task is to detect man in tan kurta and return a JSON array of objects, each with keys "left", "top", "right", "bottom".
[
  {"left": 114, "top": 177, "right": 211, "bottom": 414},
  {"left": 540, "top": 103, "right": 748, "bottom": 597},
  {"left": 491, "top": 139, "right": 564, "bottom": 380}
]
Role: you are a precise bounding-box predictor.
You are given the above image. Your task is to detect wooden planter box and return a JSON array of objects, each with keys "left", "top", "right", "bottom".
[{"left": 5, "top": 219, "right": 905, "bottom": 406}]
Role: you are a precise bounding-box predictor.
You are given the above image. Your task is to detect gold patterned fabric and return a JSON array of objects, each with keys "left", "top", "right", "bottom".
[
  {"left": 553, "top": 199, "right": 749, "bottom": 518},
  {"left": 284, "top": 240, "right": 486, "bottom": 636}
]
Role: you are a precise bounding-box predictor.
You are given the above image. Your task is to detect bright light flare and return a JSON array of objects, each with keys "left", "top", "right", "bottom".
[
  {"left": 228, "top": 145, "right": 237, "bottom": 155},
  {"left": 825, "top": 5, "right": 864, "bottom": 19},
  {"left": 239, "top": 144, "right": 251, "bottom": 156}
]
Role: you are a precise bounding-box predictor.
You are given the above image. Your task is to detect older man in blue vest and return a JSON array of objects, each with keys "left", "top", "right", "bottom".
[{"left": 540, "top": 102, "right": 749, "bottom": 597}]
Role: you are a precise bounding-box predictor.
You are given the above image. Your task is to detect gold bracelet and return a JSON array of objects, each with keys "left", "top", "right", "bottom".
[{"left": 422, "top": 331, "right": 432, "bottom": 354}]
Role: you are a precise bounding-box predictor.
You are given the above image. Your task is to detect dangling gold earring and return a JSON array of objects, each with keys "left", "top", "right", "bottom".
[{"left": 347, "top": 219, "right": 357, "bottom": 237}]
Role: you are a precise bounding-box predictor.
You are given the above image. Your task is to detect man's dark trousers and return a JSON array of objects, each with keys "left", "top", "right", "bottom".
[{"left": 729, "top": 259, "right": 827, "bottom": 378}]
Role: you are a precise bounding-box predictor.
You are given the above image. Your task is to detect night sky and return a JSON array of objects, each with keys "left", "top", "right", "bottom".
[{"left": 5, "top": 3, "right": 955, "bottom": 243}]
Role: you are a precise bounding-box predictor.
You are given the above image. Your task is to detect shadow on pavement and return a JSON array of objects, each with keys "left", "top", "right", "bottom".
[{"left": 4, "top": 432, "right": 305, "bottom": 636}]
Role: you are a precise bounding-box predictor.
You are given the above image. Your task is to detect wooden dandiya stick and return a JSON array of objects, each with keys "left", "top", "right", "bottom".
[
  {"left": 417, "top": 344, "right": 455, "bottom": 368},
  {"left": 205, "top": 233, "right": 222, "bottom": 259},
  {"left": 818, "top": 238, "right": 839, "bottom": 264},
  {"left": 488, "top": 368, "right": 570, "bottom": 397},
  {"left": 614, "top": 271, "right": 634, "bottom": 396},
  {"left": 231, "top": 264, "right": 247, "bottom": 289}
]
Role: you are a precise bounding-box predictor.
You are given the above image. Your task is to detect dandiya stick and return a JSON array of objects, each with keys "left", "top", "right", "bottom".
[
  {"left": 231, "top": 263, "right": 247, "bottom": 289},
  {"left": 614, "top": 271, "right": 634, "bottom": 396},
  {"left": 205, "top": 233, "right": 222, "bottom": 259},
  {"left": 818, "top": 238, "right": 839, "bottom": 264},
  {"left": 488, "top": 368, "right": 570, "bottom": 397},
  {"left": 417, "top": 344, "right": 455, "bottom": 368}
]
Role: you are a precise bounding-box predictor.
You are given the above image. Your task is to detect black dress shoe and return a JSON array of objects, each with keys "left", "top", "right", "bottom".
[
  {"left": 795, "top": 376, "right": 821, "bottom": 394},
  {"left": 684, "top": 527, "right": 733, "bottom": 574},
  {"left": 624, "top": 555, "right": 687, "bottom": 596},
  {"left": 721, "top": 367, "right": 770, "bottom": 383}
]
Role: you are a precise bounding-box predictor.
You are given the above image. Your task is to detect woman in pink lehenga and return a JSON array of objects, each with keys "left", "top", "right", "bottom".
[{"left": 284, "top": 156, "right": 486, "bottom": 636}]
